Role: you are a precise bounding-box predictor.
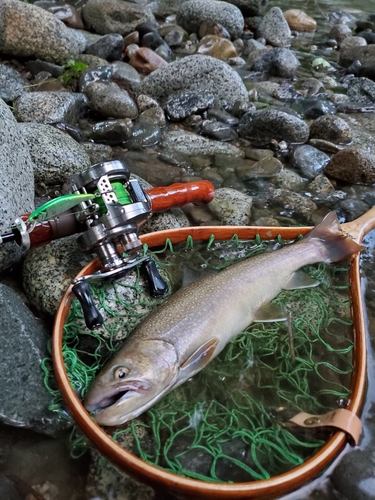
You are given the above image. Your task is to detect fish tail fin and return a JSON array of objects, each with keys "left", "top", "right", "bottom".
[{"left": 305, "top": 211, "right": 363, "bottom": 263}]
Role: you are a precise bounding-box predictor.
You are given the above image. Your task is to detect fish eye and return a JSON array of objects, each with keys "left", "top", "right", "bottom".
[{"left": 115, "top": 367, "right": 128, "bottom": 379}]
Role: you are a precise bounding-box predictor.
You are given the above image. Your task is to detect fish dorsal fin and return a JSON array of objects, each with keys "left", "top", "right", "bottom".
[
  {"left": 179, "top": 337, "right": 220, "bottom": 377},
  {"left": 253, "top": 303, "right": 287, "bottom": 323},
  {"left": 283, "top": 270, "right": 320, "bottom": 290}
]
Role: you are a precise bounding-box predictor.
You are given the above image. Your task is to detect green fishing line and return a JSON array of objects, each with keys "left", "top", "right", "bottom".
[{"left": 41, "top": 235, "right": 354, "bottom": 482}]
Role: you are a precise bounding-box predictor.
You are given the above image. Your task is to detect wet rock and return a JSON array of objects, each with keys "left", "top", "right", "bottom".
[
  {"left": 176, "top": 0, "right": 244, "bottom": 40},
  {"left": 137, "top": 94, "right": 160, "bottom": 112},
  {"left": 76, "top": 53, "right": 108, "bottom": 69},
  {"left": 257, "top": 7, "right": 291, "bottom": 47},
  {"left": 236, "top": 156, "right": 282, "bottom": 179},
  {"left": 336, "top": 198, "right": 369, "bottom": 222},
  {"left": 307, "top": 174, "right": 334, "bottom": 195},
  {"left": 85, "top": 33, "right": 124, "bottom": 61},
  {"left": 329, "top": 23, "right": 352, "bottom": 44},
  {"left": 223, "top": 0, "right": 267, "bottom": 17},
  {"left": 196, "top": 35, "right": 237, "bottom": 60},
  {"left": 0, "top": 99, "right": 34, "bottom": 274},
  {"left": 128, "top": 47, "right": 168, "bottom": 74},
  {"left": 23, "top": 235, "right": 93, "bottom": 316},
  {"left": 0, "top": 64, "right": 28, "bottom": 102},
  {"left": 358, "top": 64, "right": 375, "bottom": 82},
  {"left": 272, "top": 168, "right": 304, "bottom": 190},
  {"left": 25, "top": 59, "right": 64, "bottom": 78},
  {"left": 245, "top": 147, "right": 273, "bottom": 161},
  {"left": 347, "top": 77, "right": 375, "bottom": 105},
  {"left": 163, "top": 27, "right": 186, "bottom": 47},
  {"left": 0, "top": 0, "right": 86, "bottom": 64},
  {"left": 0, "top": 284, "right": 71, "bottom": 435},
  {"left": 313, "top": 190, "right": 347, "bottom": 209},
  {"left": 208, "top": 188, "right": 252, "bottom": 225},
  {"left": 283, "top": 9, "right": 316, "bottom": 32},
  {"left": 356, "top": 31, "right": 375, "bottom": 45},
  {"left": 110, "top": 61, "right": 141, "bottom": 90},
  {"left": 339, "top": 45, "right": 375, "bottom": 67},
  {"left": 139, "top": 55, "right": 248, "bottom": 108},
  {"left": 201, "top": 120, "right": 238, "bottom": 141},
  {"left": 165, "top": 90, "right": 214, "bottom": 121},
  {"left": 82, "top": 142, "right": 113, "bottom": 164},
  {"left": 340, "top": 36, "right": 367, "bottom": 50},
  {"left": 162, "top": 129, "right": 244, "bottom": 157},
  {"left": 251, "top": 47, "right": 300, "bottom": 77},
  {"left": 89, "top": 119, "right": 132, "bottom": 145},
  {"left": 325, "top": 148, "right": 375, "bottom": 185},
  {"left": 198, "top": 20, "right": 231, "bottom": 40},
  {"left": 299, "top": 99, "right": 336, "bottom": 119},
  {"left": 48, "top": 3, "right": 85, "bottom": 30},
  {"left": 126, "top": 123, "right": 162, "bottom": 149},
  {"left": 13, "top": 91, "right": 88, "bottom": 125},
  {"left": 290, "top": 145, "right": 330, "bottom": 180},
  {"left": 78, "top": 65, "right": 112, "bottom": 93},
  {"left": 309, "top": 115, "right": 353, "bottom": 144},
  {"left": 138, "top": 25, "right": 172, "bottom": 62},
  {"left": 82, "top": 0, "right": 155, "bottom": 36},
  {"left": 207, "top": 107, "right": 240, "bottom": 126},
  {"left": 269, "top": 188, "right": 318, "bottom": 222},
  {"left": 308, "top": 138, "right": 344, "bottom": 154},
  {"left": 19, "top": 123, "right": 91, "bottom": 184},
  {"left": 85, "top": 81, "right": 138, "bottom": 119},
  {"left": 139, "top": 106, "right": 166, "bottom": 127},
  {"left": 238, "top": 109, "right": 309, "bottom": 146}
]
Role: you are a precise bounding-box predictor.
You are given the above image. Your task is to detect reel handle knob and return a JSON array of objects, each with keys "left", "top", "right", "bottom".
[
  {"left": 72, "top": 281, "right": 104, "bottom": 330},
  {"left": 142, "top": 258, "right": 169, "bottom": 297}
]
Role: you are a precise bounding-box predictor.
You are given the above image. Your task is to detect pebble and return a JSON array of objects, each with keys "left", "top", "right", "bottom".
[
  {"left": 201, "top": 120, "right": 238, "bottom": 141},
  {"left": 0, "top": 63, "right": 29, "bottom": 102},
  {"left": 340, "top": 36, "right": 367, "bottom": 50},
  {"left": 176, "top": 0, "right": 244, "bottom": 40},
  {"left": 238, "top": 109, "right": 310, "bottom": 146},
  {"left": 85, "top": 33, "right": 124, "bottom": 61},
  {"left": 207, "top": 107, "right": 239, "bottom": 126},
  {"left": 236, "top": 156, "right": 283, "bottom": 179},
  {"left": 347, "top": 77, "right": 375, "bottom": 105},
  {"left": 290, "top": 144, "right": 330, "bottom": 179},
  {"left": 198, "top": 20, "right": 231, "bottom": 39},
  {"left": 126, "top": 123, "right": 162, "bottom": 149},
  {"left": 89, "top": 119, "right": 133, "bottom": 145},
  {"left": 272, "top": 168, "right": 305, "bottom": 190},
  {"left": 309, "top": 115, "right": 353, "bottom": 144},
  {"left": 251, "top": 47, "right": 300, "bottom": 78},
  {"left": 339, "top": 45, "right": 375, "bottom": 67},
  {"left": 325, "top": 148, "right": 375, "bottom": 185},
  {"left": 139, "top": 106, "right": 166, "bottom": 127},
  {"left": 269, "top": 188, "right": 318, "bottom": 222},
  {"left": 196, "top": 35, "right": 237, "bottom": 60},
  {"left": 128, "top": 47, "right": 168, "bottom": 74},
  {"left": 307, "top": 174, "right": 335, "bottom": 195},
  {"left": 329, "top": 23, "right": 352, "bottom": 44},
  {"left": 165, "top": 90, "right": 215, "bottom": 121},
  {"left": 257, "top": 7, "right": 292, "bottom": 47},
  {"left": 162, "top": 129, "right": 244, "bottom": 157},
  {"left": 208, "top": 188, "right": 252, "bottom": 225},
  {"left": 20, "top": 123, "right": 91, "bottom": 184},
  {"left": 82, "top": 0, "right": 155, "bottom": 36},
  {"left": 139, "top": 54, "right": 248, "bottom": 108},
  {"left": 283, "top": 9, "right": 317, "bottom": 32},
  {"left": 110, "top": 61, "right": 141, "bottom": 90},
  {"left": 85, "top": 81, "right": 138, "bottom": 119}
]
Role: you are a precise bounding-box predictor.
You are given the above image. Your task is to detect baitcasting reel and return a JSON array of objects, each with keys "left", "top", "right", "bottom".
[{"left": 69, "top": 160, "right": 169, "bottom": 330}]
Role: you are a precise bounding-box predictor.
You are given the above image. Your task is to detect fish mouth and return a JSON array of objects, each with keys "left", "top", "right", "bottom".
[{"left": 84, "top": 380, "right": 152, "bottom": 414}]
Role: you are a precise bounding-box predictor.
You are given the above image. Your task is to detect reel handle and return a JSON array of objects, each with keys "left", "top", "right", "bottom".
[
  {"left": 141, "top": 258, "right": 169, "bottom": 297},
  {"left": 72, "top": 281, "right": 104, "bottom": 330}
]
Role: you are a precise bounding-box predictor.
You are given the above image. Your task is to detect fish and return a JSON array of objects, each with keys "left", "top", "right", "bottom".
[{"left": 84, "top": 212, "right": 362, "bottom": 426}]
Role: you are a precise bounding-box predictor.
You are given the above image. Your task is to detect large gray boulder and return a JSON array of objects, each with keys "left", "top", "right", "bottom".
[
  {"left": 0, "top": 0, "right": 86, "bottom": 64},
  {"left": 0, "top": 99, "right": 34, "bottom": 274},
  {"left": 139, "top": 55, "right": 248, "bottom": 108}
]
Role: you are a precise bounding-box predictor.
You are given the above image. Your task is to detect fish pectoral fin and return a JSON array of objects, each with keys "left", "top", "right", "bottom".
[
  {"left": 283, "top": 270, "right": 320, "bottom": 290},
  {"left": 179, "top": 337, "right": 220, "bottom": 378},
  {"left": 253, "top": 303, "right": 287, "bottom": 323}
]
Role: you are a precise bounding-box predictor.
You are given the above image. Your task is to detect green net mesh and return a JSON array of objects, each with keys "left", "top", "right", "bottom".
[{"left": 42, "top": 234, "right": 354, "bottom": 483}]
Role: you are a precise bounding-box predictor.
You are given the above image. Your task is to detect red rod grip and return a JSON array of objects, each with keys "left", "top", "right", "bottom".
[{"left": 147, "top": 181, "right": 215, "bottom": 213}]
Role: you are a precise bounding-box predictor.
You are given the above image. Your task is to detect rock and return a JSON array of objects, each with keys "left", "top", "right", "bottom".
[
  {"left": 251, "top": 47, "right": 300, "bottom": 78},
  {"left": 339, "top": 45, "right": 375, "bottom": 67},
  {"left": 137, "top": 94, "right": 160, "bottom": 112},
  {"left": 307, "top": 174, "right": 334, "bottom": 195},
  {"left": 126, "top": 123, "right": 162, "bottom": 149},
  {"left": 290, "top": 145, "right": 330, "bottom": 180},
  {"left": 336, "top": 198, "right": 369, "bottom": 222},
  {"left": 236, "top": 156, "right": 282, "bottom": 179},
  {"left": 0, "top": 99, "right": 34, "bottom": 274},
  {"left": 201, "top": 120, "right": 238, "bottom": 141},
  {"left": 207, "top": 107, "right": 240, "bottom": 125},
  {"left": 309, "top": 115, "right": 352, "bottom": 145},
  {"left": 85, "top": 81, "right": 138, "bottom": 119},
  {"left": 196, "top": 35, "right": 237, "bottom": 60},
  {"left": 269, "top": 188, "right": 318, "bottom": 222},
  {"left": 223, "top": 0, "right": 267, "bottom": 16},
  {"left": 245, "top": 148, "right": 273, "bottom": 161},
  {"left": 139, "top": 55, "right": 248, "bottom": 108},
  {"left": 128, "top": 47, "right": 168, "bottom": 74},
  {"left": 0, "top": 284, "right": 71, "bottom": 435},
  {"left": 0, "top": 64, "right": 28, "bottom": 102},
  {"left": 340, "top": 36, "right": 367, "bottom": 50},
  {"left": 110, "top": 61, "right": 141, "bottom": 91},
  {"left": 0, "top": 0, "right": 86, "bottom": 64},
  {"left": 325, "top": 148, "right": 375, "bottom": 185},
  {"left": 82, "top": 142, "right": 113, "bottom": 164},
  {"left": 13, "top": 91, "right": 88, "bottom": 125},
  {"left": 162, "top": 129, "right": 244, "bottom": 157},
  {"left": 283, "top": 9, "right": 316, "bottom": 32},
  {"left": 238, "top": 109, "right": 310, "bottom": 146},
  {"left": 89, "top": 119, "right": 132, "bottom": 145},
  {"left": 257, "top": 7, "right": 291, "bottom": 47},
  {"left": 176, "top": 0, "right": 244, "bottom": 40},
  {"left": 139, "top": 106, "right": 166, "bottom": 127},
  {"left": 82, "top": 0, "right": 155, "bottom": 36},
  {"left": 165, "top": 90, "right": 215, "bottom": 121},
  {"left": 329, "top": 23, "right": 352, "bottom": 43},
  {"left": 272, "top": 168, "right": 305, "bottom": 190},
  {"left": 208, "top": 188, "right": 252, "bottom": 225},
  {"left": 198, "top": 20, "right": 231, "bottom": 40},
  {"left": 347, "top": 77, "right": 375, "bottom": 105},
  {"left": 309, "top": 138, "right": 344, "bottom": 154},
  {"left": 78, "top": 65, "right": 112, "bottom": 93},
  {"left": 85, "top": 33, "right": 124, "bottom": 61},
  {"left": 19, "top": 123, "right": 91, "bottom": 184}
]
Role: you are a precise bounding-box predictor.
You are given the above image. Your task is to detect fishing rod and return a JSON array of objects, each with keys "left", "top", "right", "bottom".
[{"left": 0, "top": 160, "right": 215, "bottom": 330}]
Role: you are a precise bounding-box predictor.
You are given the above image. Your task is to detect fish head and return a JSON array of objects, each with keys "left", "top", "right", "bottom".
[{"left": 84, "top": 339, "right": 179, "bottom": 426}]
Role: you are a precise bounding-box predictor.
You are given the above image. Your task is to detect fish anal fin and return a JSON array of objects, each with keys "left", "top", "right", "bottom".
[
  {"left": 253, "top": 303, "right": 287, "bottom": 323},
  {"left": 180, "top": 337, "right": 220, "bottom": 377},
  {"left": 283, "top": 270, "right": 320, "bottom": 290}
]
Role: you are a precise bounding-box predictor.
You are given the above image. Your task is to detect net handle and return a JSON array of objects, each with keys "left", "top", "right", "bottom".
[{"left": 342, "top": 205, "right": 375, "bottom": 243}]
